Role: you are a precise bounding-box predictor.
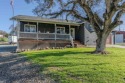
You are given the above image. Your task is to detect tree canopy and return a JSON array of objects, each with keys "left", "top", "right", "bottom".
[{"left": 25, "top": 0, "right": 125, "bottom": 54}]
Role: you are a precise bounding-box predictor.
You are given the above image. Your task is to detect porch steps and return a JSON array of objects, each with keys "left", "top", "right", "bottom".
[{"left": 73, "top": 40, "right": 85, "bottom": 48}]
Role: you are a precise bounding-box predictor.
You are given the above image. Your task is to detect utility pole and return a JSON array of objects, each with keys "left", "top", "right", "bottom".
[{"left": 10, "top": 0, "right": 14, "bottom": 46}]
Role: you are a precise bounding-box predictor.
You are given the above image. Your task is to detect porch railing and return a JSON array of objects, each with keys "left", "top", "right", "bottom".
[
  {"left": 20, "top": 32, "right": 37, "bottom": 39},
  {"left": 38, "top": 33, "right": 55, "bottom": 39},
  {"left": 19, "top": 32, "right": 70, "bottom": 40},
  {"left": 19, "top": 32, "right": 74, "bottom": 47},
  {"left": 56, "top": 34, "right": 70, "bottom": 39}
]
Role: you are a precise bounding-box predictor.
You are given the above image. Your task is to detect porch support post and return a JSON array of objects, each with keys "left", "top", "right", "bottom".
[
  {"left": 69, "top": 25, "right": 74, "bottom": 47},
  {"left": 37, "top": 22, "right": 39, "bottom": 40},
  {"left": 17, "top": 20, "right": 20, "bottom": 50},
  {"left": 37, "top": 22, "right": 39, "bottom": 49},
  {"left": 69, "top": 25, "right": 71, "bottom": 39},
  {"left": 55, "top": 24, "right": 57, "bottom": 47},
  {"left": 17, "top": 21, "right": 20, "bottom": 39}
]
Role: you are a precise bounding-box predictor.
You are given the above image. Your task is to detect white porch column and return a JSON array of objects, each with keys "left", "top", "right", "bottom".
[
  {"left": 69, "top": 25, "right": 74, "bottom": 47},
  {"left": 69, "top": 25, "right": 71, "bottom": 39},
  {"left": 69, "top": 25, "right": 71, "bottom": 33},
  {"left": 17, "top": 21, "right": 20, "bottom": 49},
  {"left": 37, "top": 22, "right": 39, "bottom": 40},
  {"left": 55, "top": 24, "right": 57, "bottom": 47},
  {"left": 36, "top": 22, "right": 39, "bottom": 49},
  {"left": 17, "top": 21, "right": 20, "bottom": 39},
  {"left": 55, "top": 24, "right": 57, "bottom": 40}
]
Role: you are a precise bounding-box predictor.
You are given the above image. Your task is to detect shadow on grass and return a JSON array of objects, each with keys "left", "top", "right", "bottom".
[
  {"left": 82, "top": 51, "right": 93, "bottom": 54},
  {"left": 20, "top": 50, "right": 112, "bottom": 82},
  {"left": 24, "top": 51, "right": 85, "bottom": 59},
  {"left": 0, "top": 53, "right": 42, "bottom": 83},
  {"left": 20, "top": 48, "right": 125, "bottom": 83},
  {"left": 21, "top": 50, "right": 109, "bottom": 69}
]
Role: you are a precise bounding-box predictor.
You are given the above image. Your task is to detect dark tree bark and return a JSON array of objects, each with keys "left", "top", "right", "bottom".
[{"left": 95, "top": 32, "right": 109, "bottom": 54}]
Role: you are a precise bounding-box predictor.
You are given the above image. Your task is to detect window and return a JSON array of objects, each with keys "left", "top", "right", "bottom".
[
  {"left": 24, "top": 24, "right": 36, "bottom": 32},
  {"left": 24, "top": 25, "right": 30, "bottom": 32},
  {"left": 56, "top": 27, "right": 65, "bottom": 34}
]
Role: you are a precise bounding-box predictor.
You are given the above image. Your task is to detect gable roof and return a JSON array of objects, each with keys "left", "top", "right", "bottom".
[
  {"left": 84, "top": 23, "right": 94, "bottom": 33},
  {"left": 11, "top": 15, "right": 82, "bottom": 26},
  {"left": 116, "top": 31, "right": 125, "bottom": 34}
]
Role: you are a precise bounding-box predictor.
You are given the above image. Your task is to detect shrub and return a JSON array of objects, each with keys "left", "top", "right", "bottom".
[{"left": 0, "top": 37, "right": 8, "bottom": 42}]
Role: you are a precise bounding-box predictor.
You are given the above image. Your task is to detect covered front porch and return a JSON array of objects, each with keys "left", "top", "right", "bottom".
[
  {"left": 11, "top": 15, "right": 83, "bottom": 50},
  {"left": 18, "top": 21, "right": 79, "bottom": 41}
]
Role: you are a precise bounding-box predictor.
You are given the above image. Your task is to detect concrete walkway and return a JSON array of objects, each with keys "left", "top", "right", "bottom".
[
  {"left": 87, "top": 45, "right": 125, "bottom": 48},
  {"left": 107, "top": 45, "right": 125, "bottom": 48}
]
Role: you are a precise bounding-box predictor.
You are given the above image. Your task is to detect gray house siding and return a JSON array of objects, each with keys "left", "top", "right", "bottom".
[
  {"left": 84, "top": 23, "right": 97, "bottom": 45},
  {"left": 78, "top": 24, "right": 85, "bottom": 44},
  {"left": 84, "top": 27, "right": 97, "bottom": 45}
]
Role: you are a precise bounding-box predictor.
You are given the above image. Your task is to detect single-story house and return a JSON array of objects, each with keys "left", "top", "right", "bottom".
[{"left": 11, "top": 15, "right": 113, "bottom": 50}]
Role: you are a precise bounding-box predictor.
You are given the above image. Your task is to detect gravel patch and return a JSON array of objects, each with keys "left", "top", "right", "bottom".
[{"left": 0, "top": 52, "right": 55, "bottom": 83}]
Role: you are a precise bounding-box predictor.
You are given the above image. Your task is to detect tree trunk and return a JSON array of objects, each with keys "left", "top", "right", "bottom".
[{"left": 94, "top": 33, "right": 109, "bottom": 54}]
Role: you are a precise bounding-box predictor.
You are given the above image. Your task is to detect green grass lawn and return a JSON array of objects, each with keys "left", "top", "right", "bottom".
[{"left": 21, "top": 48, "right": 125, "bottom": 83}]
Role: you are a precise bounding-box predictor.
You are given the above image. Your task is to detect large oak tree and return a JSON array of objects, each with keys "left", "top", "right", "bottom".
[{"left": 25, "top": 0, "right": 125, "bottom": 54}]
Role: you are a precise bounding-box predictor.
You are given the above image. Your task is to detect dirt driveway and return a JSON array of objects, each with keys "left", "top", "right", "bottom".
[{"left": 0, "top": 52, "right": 54, "bottom": 83}]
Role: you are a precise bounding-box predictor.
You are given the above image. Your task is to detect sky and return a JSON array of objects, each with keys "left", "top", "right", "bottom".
[
  {"left": 0, "top": 0, "right": 125, "bottom": 33},
  {"left": 0, "top": 0, "right": 36, "bottom": 33}
]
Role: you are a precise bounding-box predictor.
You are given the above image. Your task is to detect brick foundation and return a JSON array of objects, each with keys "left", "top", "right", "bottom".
[{"left": 18, "top": 39, "right": 70, "bottom": 50}]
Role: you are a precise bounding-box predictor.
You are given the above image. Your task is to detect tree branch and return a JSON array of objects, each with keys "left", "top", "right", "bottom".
[
  {"left": 44, "top": 9, "right": 89, "bottom": 22},
  {"left": 110, "top": 10, "right": 125, "bottom": 30},
  {"left": 77, "top": 0, "right": 103, "bottom": 33}
]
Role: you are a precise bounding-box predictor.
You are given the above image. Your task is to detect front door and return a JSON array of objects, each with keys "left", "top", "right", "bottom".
[{"left": 70, "top": 28, "right": 75, "bottom": 39}]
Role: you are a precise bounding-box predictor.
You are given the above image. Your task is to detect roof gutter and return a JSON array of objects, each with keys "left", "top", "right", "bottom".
[{"left": 11, "top": 18, "right": 81, "bottom": 26}]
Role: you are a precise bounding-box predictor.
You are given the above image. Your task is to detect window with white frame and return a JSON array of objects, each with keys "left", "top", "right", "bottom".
[
  {"left": 56, "top": 27, "right": 65, "bottom": 34},
  {"left": 24, "top": 24, "right": 36, "bottom": 32}
]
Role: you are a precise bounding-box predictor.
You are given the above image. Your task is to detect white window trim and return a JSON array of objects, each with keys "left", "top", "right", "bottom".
[
  {"left": 56, "top": 27, "right": 65, "bottom": 34},
  {"left": 24, "top": 24, "right": 36, "bottom": 33}
]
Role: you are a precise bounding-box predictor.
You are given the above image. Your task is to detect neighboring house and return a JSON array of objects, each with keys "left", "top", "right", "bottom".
[
  {"left": 112, "top": 31, "right": 125, "bottom": 44},
  {"left": 0, "top": 34, "right": 4, "bottom": 38},
  {"left": 0, "top": 30, "right": 8, "bottom": 38},
  {"left": 11, "top": 15, "right": 113, "bottom": 50}
]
